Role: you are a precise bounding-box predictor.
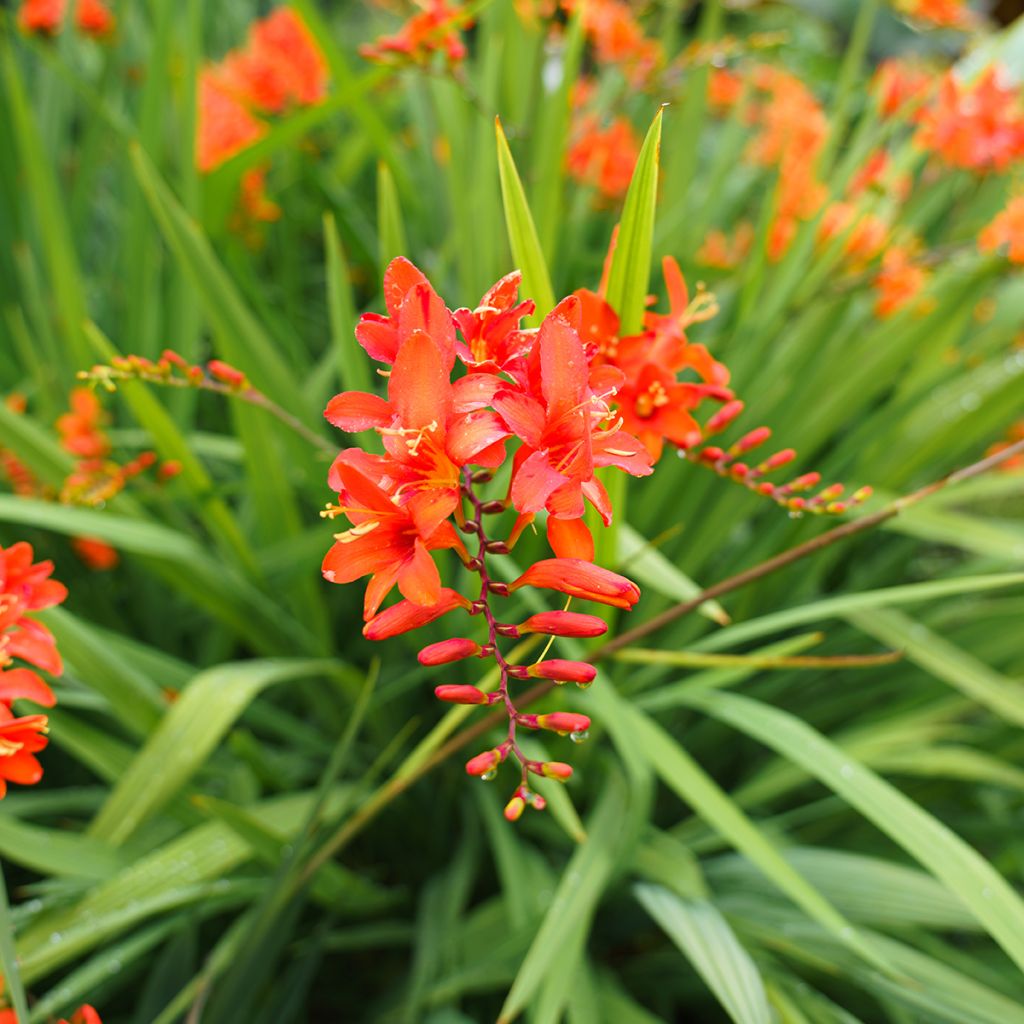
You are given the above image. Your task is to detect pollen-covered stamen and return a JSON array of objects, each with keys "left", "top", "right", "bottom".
[
  {"left": 634, "top": 379, "right": 670, "bottom": 419},
  {"left": 333, "top": 520, "right": 381, "bottom": 544},
  {"left": 679, "top": 282, "right": 720, "bottom": 327},
  {"left": 377, "top": 420, "right": 439, "bottom": 458}
]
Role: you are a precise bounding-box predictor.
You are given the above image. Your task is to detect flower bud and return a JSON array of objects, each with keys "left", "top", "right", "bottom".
[
  {"left": 760, "top": 448, "right": 796, "bottom": 472},
  {"left": 418, "top": 638, "right": 481, "bottom": 665},
  {"left": 504, "top": 795, "right": 526, "bottom": 821},
  {"left": 434, "top": 685, "right": 490, "bottom": 705},
  {"left": 527, "top": 660, "right": 597, "bottom": 685},
  {"left": 518, "top": 611, "right": 608, "bottom": 638},
  {"left": 510, "top": 559, "right": 640, "bottom": 610},
  {"left": 732, "top": 427, "right": 771, "bottom": 453},
  {"left": 539, "top": 761, "right": 573, "bottom": 781},
  {"left": 698, "top": 446, "right": 726, "bottom": 464},
  {"left": 705, "top": 400, "right": 744, "bottom": 435},
  {"left": 535, "top": 712, "right": 591, "bottom": 736},
  {"left": 362, "top": 589, "right": 470, "bottom": 639},
  {"left": 207, "top": 360, "right": 248, "bottom": 388},
  {"left": 787, "top": 472, "right": 821, "bottom": 492},
  {"left": 466, "top": 748, "right": 504, "bottom": 777},
  {"left": 852, "top": 486, "right": 873, "bottom": 502},
  {"left": 817, "top": 483, "right": 845, "bottom": 502}
]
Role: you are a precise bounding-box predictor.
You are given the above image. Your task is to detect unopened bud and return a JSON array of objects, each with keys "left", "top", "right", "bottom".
[
  {"left": 471, "top": 469, "right": 495, "bottom": 484},
  {"left": 518, "top": 611, "right": 608, "bottom": 638},
  {"left": 787, "top": 472, "right": 821, "bottom": 492},
  {"left": 487, "top": 581, "right": 510, "bottom": 596},
  {"left": 495, "top": 623, "right": 521, "bottom": 638},
  {"left": 527, "top": 660, "right": 597, "bottom": 685},
  {"left": 535, "top": 712, "right": 591, "bottom": 736},
  {"left": 418, "top": 638, "right": 481, "bottom": 666},
  {"left": 504, "top": 795, "right": 526, "bottom": 821},
  {"left": 485, "top": 540, "right": 510, "bottom": 555},
  {"left": 761, "top": 448, "right": 796, "bottom": 471},
  {"left": 434, "top": 684, "right": 490, "bottom": 705},
  {"left": 733, "top": 427, "right": 771, "bottom": 453},
  {"left": 208, "top": 360, "right": 248, "bottom": 388},
  {"left": 699, "top": 446, "right": 726, "bottom": 464},
  {"left": 480, "top": 500, "right": 506, "bottom": 515},
  {"left": 729, "top": 462, "right": 749, "bottom": 479},
  {"left": 539, "top": 761, "right": 573, "bottom": 781},
  {"left": 817, "top": 483, "right": 844, "bottom": 502},
  {"left": 705, "top": 400, "right": 744, "bottom": 435},
  {"left": 466, "top": 748, "right": 505, "bottom": 777},
  {"left": 852, "top": 486, "right": 873, "bottom": 502}
]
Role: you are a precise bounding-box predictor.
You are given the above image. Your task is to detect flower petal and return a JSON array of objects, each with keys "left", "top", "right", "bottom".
[{"left": 324, "top": 391, "right": 393, "bottom": 432}]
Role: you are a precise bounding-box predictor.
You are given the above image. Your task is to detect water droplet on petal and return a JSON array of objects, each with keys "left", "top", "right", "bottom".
[
  {"left": 480, "top": 768, "right": 497, "bottom": 782},
  {"left": 569, "top": 729, "right": 589, "bottom": 744}
]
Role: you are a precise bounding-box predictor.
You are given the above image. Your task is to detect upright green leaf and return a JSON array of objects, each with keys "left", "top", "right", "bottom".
[{"left": 604, "top": 107, "right": 664, "bottom": 334}]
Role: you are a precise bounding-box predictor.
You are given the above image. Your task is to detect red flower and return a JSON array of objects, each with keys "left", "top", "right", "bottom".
[
  {"left": 72, "top": 536, "right": 119, "bottom": 571},
  {"left": 0, "top": 706, "right": 49, "bottom": 799},
  {"left": 362, "top": 588, "right": 471, "bottom": 640},
  {"left": 18, "top": 0, "right": 115, "bottom": 37},
  {"left": 915, "top": 68, "right": 1024, "bottom": 173},
  {"left": 566, "top": 116, "right": 641, "bottom": 200},
  {"left": 321, "top": 461, "right": 465, "bottom": 619},
  {"left": 873, "top": 244, "right": 930, "bottom": 318},
  {"left": 196, "top": 69, "right": 268, "bottom": 172},
  {"left": 978, "top": 195, "right": 1024, "bottom": 263},
  {"left": 359, "top": 0, "right": 471, "bottom": 67},
  {"left": 497, "top": 302, "right": 652, "bottom": 524},
  {"left": 56, "top": 388, "right": 111, "bottom": 459},
  {"left": 453, "top": 272, "right": 535, "bottom": 374},
  {"left": 75, "top": 0, "right": 114, "bottom": 36}
]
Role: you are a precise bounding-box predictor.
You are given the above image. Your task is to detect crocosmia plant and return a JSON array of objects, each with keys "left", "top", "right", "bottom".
[{"left": 4, "top": 0, "right": 1024, "bottom": 1021}]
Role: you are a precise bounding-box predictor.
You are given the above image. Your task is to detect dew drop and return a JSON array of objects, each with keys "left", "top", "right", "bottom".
[
  {"left": 982, "top": 886, "right": 993, "bottom": 900},
  {"left": 839, "top": 763, "right": 855, "bottom": 780},
  {"left": 569, "top": 729, "right": 589, "bottom": 744},
  {"left": 788, "top": 510, "right": 803, "bottom": 519},
  {"left": 480, "top": 768, "right": 497, "bottom": 782},
  {"left": 959, "top": 392, "right": 981, "bottom": 412},
  {"left": 574, "top": 680, "right": 593, "bottom": 691}
]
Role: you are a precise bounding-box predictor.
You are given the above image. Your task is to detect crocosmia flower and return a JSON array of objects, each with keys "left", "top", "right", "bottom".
[
  {"left": 978, "top": 195, "right": 1024, "bottom": 263},
  {"left": 359, "top": 0, "right": 472, "bottom": 67}
]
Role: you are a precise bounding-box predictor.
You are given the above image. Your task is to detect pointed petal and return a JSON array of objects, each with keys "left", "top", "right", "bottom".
[
  {"left": 397, "top": 540, "right": 442, "bottom": 606},
  {"left": 493, "top": 391, "right": 546, "bottom": 447},
  {"left": 539, "top": 311, "right": 587, "bottom": 419},
  {"left": 0, "top": 668, "right": 56, "bottom": 707},
  {"left": 446, "top": 410, "right": 510, "bottom": 466},
  {"left": 398, "top": 283, "right": 456, "bottom": 370},
  {"left": 594, "top": 430, "right": 654, "bottom": 476},
  {"left": 355, "top": 314, "right": 400, "bottom": 365},
  {"left": 321, "top": 525, "right": 404, "bottom": 584},
  {"left": 383, "top": 256, "right": 429, "bottom": 317},
  {"left": 581, "top": 476, "right": 613, "bottom": 525},
  {"left": 547, "top": 516, "right": 595, "bottom": 561},
  {"left": 510, "top": 449, "right": 569, "bottom": 515},
  {"left": 662, "top": 255, "right": 689, "bottom": 314},
  {"left": 546, "top": 478, "right": 586, "bottom": 520},
  {"left": 363, "top": 565, "right": 400, "bottom": 620},
  {"left": 324, "top": 391, "right": 393, "bottom": 432},
  {"left": 389, "top": 330, "right": 452, "bottom": 431}
]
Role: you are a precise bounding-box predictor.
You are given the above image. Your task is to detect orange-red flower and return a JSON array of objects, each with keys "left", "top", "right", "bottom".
[
  {"left": 696, "top": 223, "right": 754, "bottom": 269},
  {"left": 322, "top": 461, "right": 465, "bottom": 619},
  {"left": 0, "top": 706, "right": 49, "bottom": 799},
  {"left": 196, "top": 7, "right": 327, "bottom": 173},
  {"left": 567, "top": 0, "right": 661, "bottom": 86},
  {"left": 978, "top": 195, "right": 1024, "bottom": 263},
  {"left": 56, "top": 387, "right": 110, "bottom": 459},
  {"left": 359, "top": 0, "right": 471, "bottom": 67},
  {"left": 566, "top": 116, "right": 641, "bottom": 199},
  {"left": 915, "top": 68, "right": 1024, "bottom": 173},
  {"left": 872, "top": 59, "right": 934, "bottom": 118},
  {"left": 510, "top": 558, "right": 640, "bottom": 609},
  {"left": 818, "top": 202, "right": 889, "bottom": 265},
  {"left": 17, "top": 0, "right": 115, "bottom": 37},
  {"left": 72, "top": 536, "right": 120, "bottom": 571},
  {"left": 895, "top": 0, "right": 975, "bottom": 28},
  {"left": 453, "top": 272, "right": 535, "bottom": 374},
  {"left": 873, "top": 244, "right": 930, "bottom": 318},
  {"left": 496, "top": 301, "right": 652, "bottom": 524}
]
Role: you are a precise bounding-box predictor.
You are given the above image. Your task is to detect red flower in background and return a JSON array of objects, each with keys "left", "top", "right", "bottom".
[
  {"left": 360, "top": 0, "right": 472, "bottom": 67},
  {"left": 566, "top": 116, "right": 641, "bottom": 199},
  {"left": 873, "top": 244, "right": 930, "bottom": 318},
  {"left": 916, "top": 68, "right": 1024, "bottom": 173},
  {"left": 978, "top": 195, "right": 1024, "bottom": 263},
  {"left": 17, "top": 0, "right": 115, "bottom": 38}
]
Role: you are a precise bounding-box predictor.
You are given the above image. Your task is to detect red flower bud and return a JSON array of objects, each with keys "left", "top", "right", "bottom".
[
  {"left": 705, "top": 400, "right": 744, "bottom": 435},
  {"left": 363, "top": 589, "right": 471, "bottom": 640},
  {"left": 208, "top": 360, "right": 248, "bottom": 388},
  {"left": 518, "top": 611, "right": 608, "bottom": 638},
  {"left": 787, "top": 472, "right": 821, "bottom": 492},
  {"left": 510, "top": 559, "right": 640, "bottom": 610},
  {"left": 434, "top": 685, "right": 490, "bottom": 705},
  {"left": 418, "top": 638, "right": 481, "bottom": 665},
  {"left": 733, "top": 427, "right": 771, "bottom": 453},
  {"left": 527, "top": 660, "right": 597, "bottom": 685},
  {"left": 761, "top": 448, "right": 796, "bottom": 471},
  {"left": 699, "top": 446, "right": 726, "bottom": 463},
  {"left": 539, "top": 761, "right": 573, "bottom": 781},
  {"left": 504, "top": 795, "right": 525, "bottom": 821},
  {"left": 466, "top": 748, "right": 504, "bottom": 777},
  {"left": 535, "top": 712, "right": 591, "bottom": 736}
]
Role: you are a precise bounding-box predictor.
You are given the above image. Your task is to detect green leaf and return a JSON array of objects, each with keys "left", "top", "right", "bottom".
[
  {"left": 495, "top": 117, "right": 556, "bottom": 322},
  {"left": 682, "top": 689, "right": 1024, "bottom": 974},
  {"left": 497, "top": 775, "right": 629, "bottom": 1023},
  {"left": 635, "top": 884, "right": 771, "bottom": 1024},
  {"left": 89, "top": 659, "right": 336, "bottom": 845},
  {"left": 377, "top": 161, "right": 408, "bottom": 269},
  {"left": 0, "top": 814, "right": 123, "bottom": 881},
  {"left": 324, "top": 212, "right": 371, "bottom": 395},
  {"left": 604, "top": 107, "right": 664, "bottom": 334},
  {"left": 620, "top": 703, "right": 889, "bottom": 973},
  {"left": 848, "top": 608, "right": 1024, "bottom": 728}
]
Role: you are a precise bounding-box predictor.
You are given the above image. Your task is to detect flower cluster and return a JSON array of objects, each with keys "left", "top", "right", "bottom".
[
  {"left": 78, "top": 350, "right": 251, "bottom": 394},
  {"left": 0, "top": 542, "right": 66, "bottom": 800},
  {"left": 196, "top": 6, "right": 328, "bottom": 229},
  {"left": 0, "top": 997, "right": 100, "bottom": 1024},
  {"left": 915, "top": 68, "right": 1024, "bottom": 174},
  {"left": 322, "top": 255, "right": 864, "bottom": 816},
  {"left": 893, "top": 0, "right": 976, "bottom": 29},
  {"left": 359, "top": 0, "right": 472, "bottom": 67},
  {"left": 17, "top": 0, "right": 114, "bottom": 39}
]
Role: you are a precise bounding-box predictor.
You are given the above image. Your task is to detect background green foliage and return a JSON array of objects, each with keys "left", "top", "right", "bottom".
[{"left": 1, "top": 1, "right": 1023, "bottom": 1021}]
